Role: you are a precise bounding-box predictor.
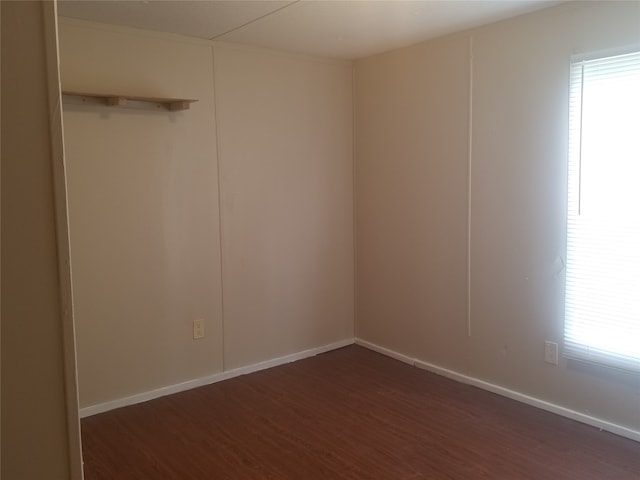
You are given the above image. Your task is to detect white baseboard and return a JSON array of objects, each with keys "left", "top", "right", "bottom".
[
  {"left": 355, "top": 338, "right": 640, "bottom": 443},
  {"left": 80, "top": 338, "right": 354, "bottom": 418},
  {"left": 355, "top": 338, "right": 415, "bottom": 365}
]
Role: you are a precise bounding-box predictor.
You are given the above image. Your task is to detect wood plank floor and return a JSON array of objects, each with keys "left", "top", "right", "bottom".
[{"left": 81, "top": 345, "right": 640, "bottom": 479}]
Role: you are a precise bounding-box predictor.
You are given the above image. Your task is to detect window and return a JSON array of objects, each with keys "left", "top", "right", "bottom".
[{"left": 564, "top": 49, "right": 640, "bottom": 373}]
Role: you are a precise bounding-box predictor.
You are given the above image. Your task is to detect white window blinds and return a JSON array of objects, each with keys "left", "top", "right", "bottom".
[{"left": 564, "top": 50, "right": 640, "bottom": 373}]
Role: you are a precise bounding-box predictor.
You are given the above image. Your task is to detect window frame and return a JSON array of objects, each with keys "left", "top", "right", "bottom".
[{"left": 563, "top": 46, "right": 640, "bottom": 374}]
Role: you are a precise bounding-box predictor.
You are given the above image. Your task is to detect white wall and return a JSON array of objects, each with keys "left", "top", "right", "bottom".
[
  {"left": 355, "top": 33, "right": 470, "bottom": 366},
  {"left": 60, "top": 21, "right": 225, "bottom": 409},
  {"left": 60, "top": 0, "right": 639, "bottom": 438},
  {"left": 58, "top": 19, "right": 354, "bottom": 409},
  {"left": 355, "top": 1, "right": 640, "bottom": 434},
  {"left": 214, "top": 44, "right": 354, "bottom": 369}
]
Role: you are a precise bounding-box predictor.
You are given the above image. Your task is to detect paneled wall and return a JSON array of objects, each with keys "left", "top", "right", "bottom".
[
  {"left": 355, "top": 1, "right": 640, "bottom": 432},
  {"left": 214, "top": 44, "right": 354, "bottom": 369},
  {"left": 59, "top": 19, "right": 354, "bottom": 409},
  {"left": 59, "top": 0, "right": 640, "bottom": 437}
]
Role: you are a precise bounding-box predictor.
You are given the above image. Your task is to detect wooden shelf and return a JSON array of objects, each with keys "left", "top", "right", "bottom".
[{"left": 62, "top": 91, "right": 197, "bottom": 112}]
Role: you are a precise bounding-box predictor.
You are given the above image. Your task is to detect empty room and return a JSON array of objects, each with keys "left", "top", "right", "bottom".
[{"left": 1, "top": 0, "right": 639, "bottom": 479}]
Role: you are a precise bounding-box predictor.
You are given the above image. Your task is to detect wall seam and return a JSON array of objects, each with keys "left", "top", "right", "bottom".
[
  {"left": 211, "top": 44, "right": 227, "bottom": 371},
  {"left": 351, "top": 62, "right": 358, "bottom": 338},
  {"left": 466, "top": 34, "right": 474, "bottom": 339}
]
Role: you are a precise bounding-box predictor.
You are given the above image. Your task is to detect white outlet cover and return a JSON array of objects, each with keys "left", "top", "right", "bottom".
[
  {"left": 544, "top": 341, "right": 558, "bottom": 365},
  {"left": 193, "top": 319, "right": 205, "bottom": 339}
]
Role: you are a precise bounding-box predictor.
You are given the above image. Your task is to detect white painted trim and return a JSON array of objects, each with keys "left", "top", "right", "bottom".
[
  {"left": 80, "top": 339, "right": 353, "bottom": 418},
  {"left": 354, "top": 338, "right": 414, "bottom": 365},
  {"left": 44, "top": 3, "right": 85, "bottom": 478},
  {"left": 355, "top": 338, "right": 640, "bottom": 443}
]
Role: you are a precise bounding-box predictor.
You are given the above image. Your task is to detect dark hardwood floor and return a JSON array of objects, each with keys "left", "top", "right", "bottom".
[{"left": 81, "top": 345, "right": 640, "bottom": 479}]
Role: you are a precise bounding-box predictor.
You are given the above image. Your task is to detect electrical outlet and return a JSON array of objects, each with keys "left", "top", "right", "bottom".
[
  {"left": 544, "top": 341, "right": 558, "bottom": 365},
  {"left": 193, "top": 319, "right": 205, "bottom": 339}
]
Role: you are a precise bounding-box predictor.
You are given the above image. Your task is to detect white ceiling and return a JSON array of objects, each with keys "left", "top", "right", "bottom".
[{"left": 58, "top": 0, "right": 561, "bottom": 60}]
